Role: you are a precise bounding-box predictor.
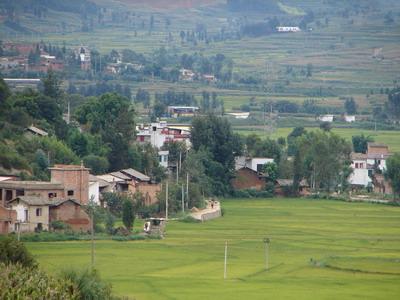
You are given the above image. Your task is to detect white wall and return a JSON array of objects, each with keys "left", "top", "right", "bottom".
[
  {"left": 348, "top": 168, "right": 371, "bottom": 187},
  {"left": 89, "top": 181, "right": 100, "bottom": 205},
  {"left": 249, "top": 158, "right": 274, "bottom": 172},
  {"left": 12, "top": 203, "right": 27, "bottom": 222}
]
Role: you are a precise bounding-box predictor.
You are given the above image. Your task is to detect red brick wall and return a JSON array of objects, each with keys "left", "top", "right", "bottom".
[
  {"left": 50, "top": 165, "right": 89, "bottom": 204},
  {"left": 0, "top": 205, "right": 16, "bottom": 234},
  {"left": 49, "top": 201, "right": 90, "bottom": 232},
  {"left": 231, "top": 168, "right": 266, "bottom": 191}
]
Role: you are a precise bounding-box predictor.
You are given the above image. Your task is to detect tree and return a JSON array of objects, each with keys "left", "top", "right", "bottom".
[
  {"left": 385, "top": 153, "right": 400, "bottom": 198},
  {"left": 387, "top": 88, "right": 400, "bottom": 120},
  {"left": 306, "top": 63, "right": 313, "bottom": 77},
  {"left": 42, "top": 69, "right": 62, "bottom": 100},
  {"left": 297, "top": 130, "right": 351, "bottom": 192},
  {"left": 319, "top": 121, "right": 332, "bottom": 132},
  {"left": 122, "top": 199, "right": 135, "bottom": 231},
  {"left": 352, "top": 134, "right": 374, "bottom": 153},
  {"left": 83, "top": 155, "right": 109, "bottom": 175},
  {"left": 191, "top": 115, "right": 242, "bottom": 195},
  {"left": 344, "top": 97, "right": 357, "bottom": 114},
  {"left": 262, "top": 162, "right": 278, "bottom": 181}
]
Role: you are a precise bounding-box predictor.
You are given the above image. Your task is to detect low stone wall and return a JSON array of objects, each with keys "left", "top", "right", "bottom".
[{"left": 199, "top": 209, "right": 221, "bottom": 222}]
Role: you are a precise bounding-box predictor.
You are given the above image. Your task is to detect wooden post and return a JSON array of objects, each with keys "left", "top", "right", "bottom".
[
  {"left": 224, "top": 241, "right": 228, "bottom": 279},
  {"left": 181, "top": 184, "right": 185, "bottom": 214}
]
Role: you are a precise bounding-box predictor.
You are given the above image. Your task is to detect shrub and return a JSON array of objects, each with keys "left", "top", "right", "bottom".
[
  {"left": 0, "top": 236, "right": 37, "bottom": 268},
  {"left": 59, "top": 268, "right": 116, "bottom": 300},
  {"left": 50, "top": 220, "right": 71, "bottom": 231},
  {"left": 0, "top": 263, "right": 79, "bottom": 299}
]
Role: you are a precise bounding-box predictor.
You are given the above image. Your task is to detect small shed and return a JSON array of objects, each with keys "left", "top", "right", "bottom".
[{"left": 143, "top": 218, "right": 166, "bottom": 237}]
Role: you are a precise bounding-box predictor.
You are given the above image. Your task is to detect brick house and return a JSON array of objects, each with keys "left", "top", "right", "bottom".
[
  {"left": 120, "top": 168, "right": 161, "bottom": 205},
  {"left": 231, "top": 167, "right": 266, "bottom": 191},
  {"left": 49, "top": 199, "right": 90, "bottom": 232},
  {"left": 49, "top": 164, "right": 90, "bottom": 205},
  {"left": 0, "top": 204, "right": 16, "bottom": 234}
]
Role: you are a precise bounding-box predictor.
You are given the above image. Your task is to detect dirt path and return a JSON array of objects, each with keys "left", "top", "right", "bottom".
[{"left": 190, "top": 200, "right": 221, "bottom": 221}]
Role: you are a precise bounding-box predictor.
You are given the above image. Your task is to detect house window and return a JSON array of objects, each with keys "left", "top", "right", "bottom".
[
  {"left": 24, "top": 210, "right": 28, "bottom": 222},
  {"left": 16, "top": 189, "right": 25, "bottom": 196},
  {"left": 68, "top": 190, "right": 74, "bottom": 196},
  {"left": 355, "top": 163, "right": 359, "bottom": 168},
  {"left": 256, "top": 164, "right": 264, "bottom": 172},
  {"left": 359, "top": 163, "right": 363, "bottom": 169},
  {"left": 0, "top": 189, "right": 2, "bottom": 200},
  {"left": 36, "top": 208, "right": 42, "bottom": 217},
  {"left": 48, "top": 193, "right": 57, "bottom": 198}
]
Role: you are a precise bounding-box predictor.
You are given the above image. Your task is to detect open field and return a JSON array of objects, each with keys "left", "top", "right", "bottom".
[
  {"left": 27, "top": 198, "right": 400, "bottom": 299},
  {"left": 234, "top": 127, "right": 400, "bottom": 152}
]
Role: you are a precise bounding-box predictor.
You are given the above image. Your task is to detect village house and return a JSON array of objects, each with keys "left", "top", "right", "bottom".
[
  {"left": 0, "top": 164, "right": 91, "bottom": 233},
  {"left": 75, "top": 46, "right": 91, "bottom": 71},
  {"left": 48, "top": 199, "right": 90, "bottom": 232},
  {"left": 0, "top": 165, "right": 89, "bottom": 206},
  {"left": 344, "top": 115, "right": 356, "bottom": 123},
  {"left": 95, "top": 168, "right": 162, "bottom": 206},
  {"left": 179, "top": 69, "right": 195, "bottom": 81},
  {"left": 348, "top": 143, "right": 392, "bottom": 192},
  {"left": 136, "top": 121, "right": 191, "bottom": 148},
  {"left": 202, "top": 74, "right": 217, "bottom": 83},
  {"left": 231, "top": 157, "right": 274, "bottom": 190},
  {"left": 0, "top": 204, "right": 17, "bottom": 234},
  {"left": 9, "top": 196, "right": 50, "bottom": 232},
  {"left": 276, "top": 26, "right": 301, "bottom": 32},
  {"left": 318, "top": 114, "right": 334, "bottom": 122},
  {"left": 274, "top": 179, "right": 310, "bottom": 196},
  {"left": 167, "top": 106, "right": 199, "bottom": 118}
]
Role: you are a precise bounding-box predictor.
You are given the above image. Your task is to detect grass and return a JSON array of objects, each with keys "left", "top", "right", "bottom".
[{"left": 27, "top": 198, "right": 400, "bottom": 299}]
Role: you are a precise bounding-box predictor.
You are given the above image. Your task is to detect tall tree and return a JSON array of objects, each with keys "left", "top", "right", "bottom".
[
  {"left": 352, "top": 134, "right": 374, "bottom": 153},
  {"left": 122, "top": 199, "right": 135, "bottom": 231},
  {"left": 385, "top": 153, "right": 400, "bottom": 198},
  {"left": 344, "top": 97, "right": 357, "bottom": 114},
  {"left": 297, "top": 130, "right": 351, "bottom": 192}
]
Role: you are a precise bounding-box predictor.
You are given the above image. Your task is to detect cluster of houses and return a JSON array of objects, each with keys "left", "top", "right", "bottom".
[
  {"left": 0, "top": 42, "right": 92, "bottom": 74},
  {"left": 231, "top": 142, "right": 394, "bottom": 196},
  {"left": 179, "top": 69, "right": 217, "bottom": 83},
  {"left": 0, "top": 163, "right": 162, "bottom": 235},
  {"left": 318, "top": 114, "right": 356, "bottom": 123}
]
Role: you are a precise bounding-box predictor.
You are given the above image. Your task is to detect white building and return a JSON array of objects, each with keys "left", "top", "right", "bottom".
[
  {"left": 348, "top": 143, "right": 391, "bottom": 188},
  {"left": 276, "top": 26, "right": 301, "bottom": 32},
  {"left": 227, "top": 112, "right": 250, "bottom": 119},
  {"left": 235, "top": 157, "right": 274, "bottom": 172},
  {"left": 136, "top": 122, "right": 191, "bottom": 149},
  {"left": 158, "top": 150, "right": 169, "bottom": 168},
  {"left": 319, "top": 114, "right": 334, "bottom": 122},
  {"left": 344, "top": 115, "right": 356, "bottom": 123},
  {"left": 348, "top": 153, "right": 372, "bottom": 187},
  {"left": 88, "top": 175, "right": 100, "bottom": 205}
]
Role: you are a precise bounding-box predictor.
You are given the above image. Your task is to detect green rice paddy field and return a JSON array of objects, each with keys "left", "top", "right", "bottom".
[{"left": 27, "top": 199, "right": 400, "bottom": 299}]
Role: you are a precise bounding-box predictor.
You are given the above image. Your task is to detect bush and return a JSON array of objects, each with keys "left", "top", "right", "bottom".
[
  {"left": 0, "top": 236, "right": 37, "bottom": 268},
  {"left": 0, "top": 263, "right": 79, "bottom": 299},
  {"left": 50, "top": 220, "right": 71, "bottom": 231},
  {"left": 59, "top": 268, "right": 117, "bottom": 300}
]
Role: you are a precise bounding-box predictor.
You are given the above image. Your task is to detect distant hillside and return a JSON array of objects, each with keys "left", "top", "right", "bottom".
[{"left": 110, "top": 0, "right": 222, "bottom": 10}]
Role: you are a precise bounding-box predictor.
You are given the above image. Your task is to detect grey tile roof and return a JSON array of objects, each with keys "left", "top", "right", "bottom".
[{"left": 121, "top": 168, "right": 150, "bottom": 182}]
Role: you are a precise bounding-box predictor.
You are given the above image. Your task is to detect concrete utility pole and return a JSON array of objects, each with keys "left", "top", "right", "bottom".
[
  {"left": 181, "top": 184, "right": 185, "bottom": 214},
  {"left": 165, "top": 181, "right": 169, "bottom": 220},
  {"left": 91, "top": 207, "right": 95, "bottom": 269},
  {"left": 224, "top": 241, "right": 228, "bottom": 279},
  {"left": 263, "top": 238, "right": 270, "bottom": 270},
  {"left": 186, "top": 173, "right": 189, "bottom": 208}
]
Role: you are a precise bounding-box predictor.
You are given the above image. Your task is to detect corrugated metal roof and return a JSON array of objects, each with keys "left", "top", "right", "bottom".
[{"left": 110, "top": 171, "right": 131, "bottom": 180}]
